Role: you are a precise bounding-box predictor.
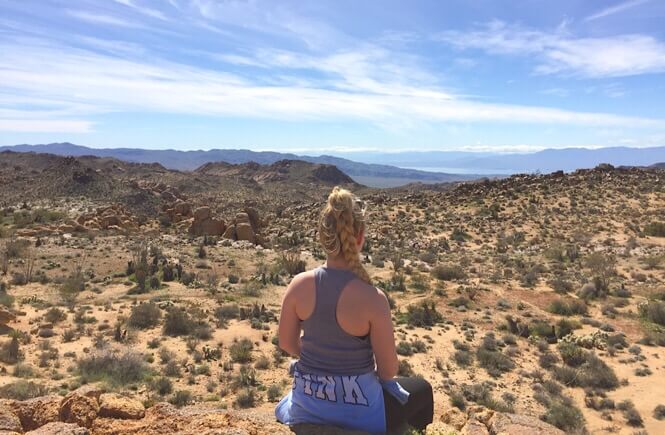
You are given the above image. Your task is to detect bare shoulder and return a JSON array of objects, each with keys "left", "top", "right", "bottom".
[
  {"left": 347, "top": 279, "right": 389, "bottom": 308},
  {"left": 284, "top": 270, "right": 315, "bottom": 299}
]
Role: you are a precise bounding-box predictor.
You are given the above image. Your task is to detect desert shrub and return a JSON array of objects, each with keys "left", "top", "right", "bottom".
[
  {"left": 580, "top": 354, "right": 619, "bottom": 390},
  {"left": 654, "top": 404, "right": 665, "bottom": 420},
  {"left": 230, "top": 338, "right": 253, "bottom": 363},
  {"left": 449, "top": 390, "right": 466, "bottom": 410},
  {"left": 128, "top": 302, "right": 161, "bottom": 329},
  {"left": 163, "top": 309, "right": 192, "bottom": 336},
  {"left": 460, "top": 382, "right": 513, "bottom": 413},
  {"left": 453, "top": 350, "right": 473, "bottom": 367},
  {"left": 397, "top": 360, "right": 414, "bottom": 377},
  {"left": 549, "top": 298, "right": 587, "bottom": 316},
  {"left": 558, "top": 342, "right": 588, "bottom": 367},
  {"left": 552, "top": 365, "right": 580, "bottom": 387},
  {"left": 541, "top": 398, "right": 586, "bottom": 432},
  {"left": 584, "top": 252, "right": 616, "bottom": 293},
  {"left": 431, "top": 264, "right": 466, "bottom": 281},
  {"left": 214, "top": 303, "right": 240, "bottom": 325},
  {"left": 0, "top": 335, "right": 20, "bottom": 364},
  {"left": 401, "top": 301, "right": 443, "bottom": 327},
  {"left": 548, "top": 277, "right": 574, "bottom": 294},
  {"left": 396, "top": 341, "right": 413, "bottom": 356},
  {"left": 13, "top": 362, "right": 36, "bottom": 378},
  {"left": 267, "top": 384, "right": 282, "bottom": 402},
  {"left": 149, "top": 376, "right": 173, "bottom": 396},
  {"left": 539, "top": 352, "right": 559, "bottom": 369},
  {"left": 44, "top": 307, "right": 67, "bottom": 324},
  {"left": 278, "top": 251, "right": 306, "bottom": 276},
  {"left": 78, "top": 349, "right": 149, "bottom": 386},
  {"left": 169, "top": 390, "right": 192, "bottom": 407},
  {"left": 618, "top": 400, "right": 643, "bottom": 427},
  {"left": 234, "top": 388, "right": 257, "bottom": 408},
  {"left": 556, "top": 319, "right": 580, "bottom": 339},
  {"left": 639, "top": 300, "right": 665, "bottom": 326},
  {"left": 0, "top": 380, "right": 48, "bottom": 400},
  {"left": 476, "top": 347, "right": 514, "bottom": 377},
  {"left": 254, "top": 355, "right": 270, "bottom": 370},
  {"left": 644, "top": 221, "right": 665, "bottom": 237}
]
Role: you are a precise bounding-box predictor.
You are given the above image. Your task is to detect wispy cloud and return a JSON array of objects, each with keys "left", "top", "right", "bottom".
[
  {"left": 0, "top": 34, "right": 662, "bottom": 133},
  {"left": 438, "top": 20, "right": 665, "bottom": 77},
  {"left": 113, "top": 0, "right": 169, "bottom": 21},
  {"left": 585, "top": 0, "right": 649, "bottom": 22},
  {"left": 65, "top": 10, "right": 142, "bottom": 28}
]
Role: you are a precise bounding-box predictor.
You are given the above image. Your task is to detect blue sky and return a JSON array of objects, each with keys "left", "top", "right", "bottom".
[{"left": 1, "top": 0, "right": 665, "bottom": 153}]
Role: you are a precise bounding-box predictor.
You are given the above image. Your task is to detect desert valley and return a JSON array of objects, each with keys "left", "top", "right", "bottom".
[{"left": 0, "top": 150, "right": 663, "bottom": 434}]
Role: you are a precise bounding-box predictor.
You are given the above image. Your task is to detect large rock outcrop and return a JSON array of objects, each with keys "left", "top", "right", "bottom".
[{"left": 188, "top": 207, "right": 226, "bottom": 236}]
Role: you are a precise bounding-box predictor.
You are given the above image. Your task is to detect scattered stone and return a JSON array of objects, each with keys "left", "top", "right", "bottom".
[
  {"left": 98, "top": 393, "right": 145, "bottom": 420},
  {"left": 25, "top": 422, "right": 89, "bottom": 435}
]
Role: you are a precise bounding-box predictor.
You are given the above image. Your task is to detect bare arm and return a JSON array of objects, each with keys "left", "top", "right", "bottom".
[
  {"left": 278, "top": 274, "right": 305, "bottom": 357},
  {"left": 369, "top": 289, "right": 399, "bottom": 380}
]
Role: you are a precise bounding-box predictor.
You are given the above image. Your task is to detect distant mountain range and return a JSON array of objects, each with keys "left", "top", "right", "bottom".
[
  {"left": 0, "top": 143, "right": 480, "bottom": 188},
  {"left": 334, "top": 146, "right": 665, "bottom": 173},
  {"left": 1, "top": 143, "right": 663, "bottom": 187}
]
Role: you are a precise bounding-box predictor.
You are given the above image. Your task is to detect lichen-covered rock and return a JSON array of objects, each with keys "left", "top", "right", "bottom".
[
  {"left": 461, "top": 419, "right": 489, "bottom": 435},
  {"left": 235, "top": 222, "right": 255, "bottom": 243},
  {"left": 0, "top": 405, "right": 21, "bottom": 433},
  {"left": 441, "top": 407, "right": 467, "bottom": 430},
  {"left": 98, "top": 393, "right": 145, "bottom": 420},
  {"left": 25, "top": 421, "right": 89, "bottom": 435},
  {"left": 489, "top": 412, "right": 564, "bottom": 435},
  {"left": 59, "top": 388, "right": 100, "bottom": 428},
  {"left": 7, "top": 394, "right": 60, "bottom": 431}
]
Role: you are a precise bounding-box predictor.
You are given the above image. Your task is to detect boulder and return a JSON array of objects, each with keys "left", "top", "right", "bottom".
[
  {"left": 441, "top": 407, "right": 467, "bottom": 430},
  {"left": 461, "top": 419, "right": 489, "bottom": 435},
  {"left": 488, "top": 412, "right": 564, "bottom": 435},
  {"left": 0, "top": 405, "right": 21, "bottom": 433},
  {"left": 235, "top": 223, "right": 255, "bottom": 244},
  {"left": 223, "top": 225, "right": 236, "bottom": 240},
  {"left": 7, "top": 394, "right": 60, "bottom": 431},
  {"left": 193, "top": 207, "right": 211, "bottom": 221},
  {"left": 0, "top": 308, "right": 16, "bottom": 325},
  {"left": 25, "top": 422, "right": 89, "bottom": 435},
  {"left": 98, "top": 393, "right": 145, "bottom": 420},
  {"left": 59, "top": 387, "right": 100, "bottom": 428},
  {"left": 235, "top": 212, "right": 250, "bottom": 225},
  {"left": 174, "top": 201, "right": 192, "bottom": 217}
]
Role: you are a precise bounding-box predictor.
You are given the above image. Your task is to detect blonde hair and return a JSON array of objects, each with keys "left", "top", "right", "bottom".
[{"left": 318, "top": 186, "right": 371, "bottom": 284}]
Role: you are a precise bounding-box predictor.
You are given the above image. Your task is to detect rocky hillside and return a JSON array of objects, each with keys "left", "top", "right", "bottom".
[{"left": 0, "top": 154, "right": 664, "bottom": 434}]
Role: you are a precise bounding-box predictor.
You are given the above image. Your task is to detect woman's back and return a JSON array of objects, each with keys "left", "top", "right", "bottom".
[{"left": 297, "top": 266, "right": 376, "bottom": 375}]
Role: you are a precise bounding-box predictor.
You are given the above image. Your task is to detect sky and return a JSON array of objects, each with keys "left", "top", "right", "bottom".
[{"left": 1, "top": 0, "right": 665, "bottom": 153}]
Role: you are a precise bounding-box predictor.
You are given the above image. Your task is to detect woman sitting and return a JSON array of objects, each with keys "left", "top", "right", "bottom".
[{"left": 275, "top": 186, "right": 433, "bottom": 434}]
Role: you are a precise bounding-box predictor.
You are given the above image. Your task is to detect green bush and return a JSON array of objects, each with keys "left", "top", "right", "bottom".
[
  {"left": 78, "top": 349, "right": 149, "bottom": 386},
  {"left": 149, "top": 376, "right": 173, "bottom": 396},
  {"left": 476, "top": 348, "right": 514, "bottom": 377},
  {"left": 0, "top": 380, "right": 48, "bottom": 400},
  {"left": 230, "top": 338, "right": 253, "bottom": 363},
  {"left": 548, "top": 298, "right": 587, "bottom": 316},
  {"left": 431, "top": 264, "right": 466, "bottom": 281},
  {"left": 644, "top": 221, "right": 665, "bottom": 237},
  {"left": 401, "top": 301, "right": 443, "bottom": 327},
  {"left": 639, "top": 300, "right": 665, "bottom": 326},
  {"left": 541, "top": 399, "right": 586, "bottom": 432},
  {"left": 128, "top": 302, "right": 161, "bottom": 329},
  {"left": 169, "top": 389, "right": 192, "bottom": 407},
  {"left": 234, "top": 388, "right": 257, "bottom": 408}
]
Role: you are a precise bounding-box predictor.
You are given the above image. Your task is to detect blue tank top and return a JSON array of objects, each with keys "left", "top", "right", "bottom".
[{"left": 275, "top": 266, "right": 386, "bottom": 433}]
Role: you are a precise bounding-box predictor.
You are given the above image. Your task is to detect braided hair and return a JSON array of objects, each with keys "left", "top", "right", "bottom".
[{"left": 318, "top": 186, "right": 371, "bottom": 284}]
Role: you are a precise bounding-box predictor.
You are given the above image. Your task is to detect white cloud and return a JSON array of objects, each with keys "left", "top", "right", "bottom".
[
  {"left": 0, "top": 34, "right": 663, "bottom": 134},
  {"left": 65, "top": 10, "right": 142, "bottom": 28},
  {"left": 0, "top": 119, "right": 93, "bottom": 133},
  {"left": 438, "top": 21, "right": 665, "bottom": 78},
  {"left": 113, "top": 0, "right": 169, "bottom": 21},
  {"left": 585, "top": 0, "right": 649, "bottom": 22}
]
